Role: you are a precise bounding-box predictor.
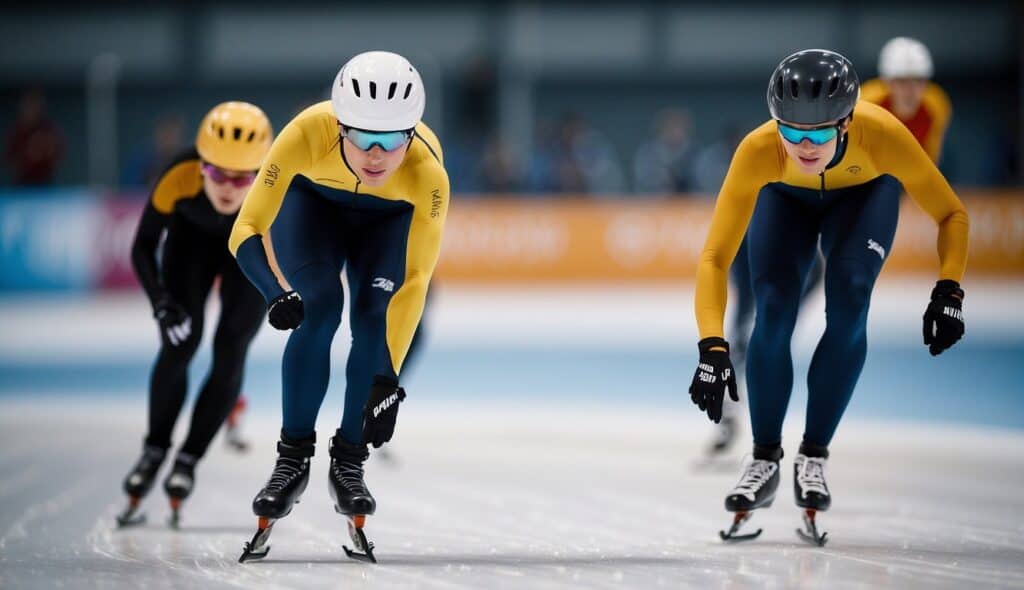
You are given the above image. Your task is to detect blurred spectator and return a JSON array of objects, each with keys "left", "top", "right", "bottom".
[
  {"left": 693, "top": 125, "right": 747, "bottom": 196},
  {"left": 5, "top": 89, "right": 64, "bottom": 186},
  {"left": 454, "top": 56, "right": 498, "bottom": 140},
  {"left": 530, "top": 113, "right": 625, "bottom": 195},
  {"left": 121, "top": 112, "right": 185, "bottom": 187},
  {"left": 633, "top": 109, "right": 697, "bottom": 194},
  {"left": 479, "top": 136, "right": 522, "bottom": 192}
]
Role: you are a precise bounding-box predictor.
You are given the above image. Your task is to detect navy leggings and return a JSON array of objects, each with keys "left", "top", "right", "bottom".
[
  {"left": 745, "top": 175, "right": 901, "bottom": 448},
  {"left": 270, "top": 177, "right": 413, "bottom": 444}
]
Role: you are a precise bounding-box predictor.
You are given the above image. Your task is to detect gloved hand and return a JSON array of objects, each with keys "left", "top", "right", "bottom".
[
  {"left": 923, "top": 279, "right": 964, "bottom": 356},
  {"left": 154, "top": 295, "right": 192, "bottom": 347},
  {"left": 268, "top": 291, "right": 304, "bottom": 330},
  {"left": 688, "top": 337, "right": 739, "bottom": 424},
  {"left": 362, "top": 377, "right": 406, "bottom": 448}
]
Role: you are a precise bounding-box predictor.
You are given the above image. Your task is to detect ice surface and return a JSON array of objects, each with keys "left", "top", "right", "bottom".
[{"left": 1, "top": 399, "right": 1022, "bottom": 590}]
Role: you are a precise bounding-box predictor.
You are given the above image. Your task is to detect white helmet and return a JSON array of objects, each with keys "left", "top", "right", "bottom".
[
  {"left": 878, "top": 37, "right": 933, "bottom": 79},
  {"left": 331, "top": 51, "right": 425, "bottom": 132}
]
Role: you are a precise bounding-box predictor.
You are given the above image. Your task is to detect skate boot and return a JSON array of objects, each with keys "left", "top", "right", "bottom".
[
  {"left": 116, "top": 444, "right": 167, "bottom": 527},
  {"left": 719, "top": 445, "right": 781, "bottom": 542},
  {"left": 328, "top": 433, "right": 377, "bottom": 563},
  {"left": 225, "top": 396, "right": 250, "bottom": 452},
  {"left": 163, "top": 452, "right": 197, "bottom": 528},
  {"left": 238, "top": 432, "right": 315, "bottom": 563},
  {"left": 794, "top": 442, "right": 830, "bottom": 546}
]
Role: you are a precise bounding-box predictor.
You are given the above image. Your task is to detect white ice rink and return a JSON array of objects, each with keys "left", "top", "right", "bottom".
[
  {"left": 1, "top": 401, "right": 1023, "bottom": 590},
  {"left": 1, "top": 282, "right": 1023, "bottom": 589}
]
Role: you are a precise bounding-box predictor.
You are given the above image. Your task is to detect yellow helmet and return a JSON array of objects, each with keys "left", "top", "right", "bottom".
[{"left": 195, "top": 101, "right": 273, "bottom": 171}]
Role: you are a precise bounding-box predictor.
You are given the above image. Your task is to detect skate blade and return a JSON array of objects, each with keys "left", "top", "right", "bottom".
[
  {"left": 238, "top": 518, "right": 275, "bottom": 563},
  {"left": 718, "top": 511, "right": 762, "bottom": 543},
  {"left": 115, "top": 511, "right": 146, "bottom": 528},
  {"left": 719, "top": 528, "right": 763, "bottom": 542},
  {"left": 115, "top": 498, "right": 147, "bottom": 528},
  {"left": 343, "top": 516, "right": 377, "bottom": 563},
  {"left": 796, "top": 511, "right": 828, "bottom": 547}
]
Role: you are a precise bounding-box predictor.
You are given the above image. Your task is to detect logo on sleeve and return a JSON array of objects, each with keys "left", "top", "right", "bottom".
[
  {"left": 264, "top": 164, "right": 280, "bottom": 187},
  {"left": 430, "top": 189, "right": 442, "bottom": 218},
  {"left": 372, "top": 277, "right": 395, "bottom": 292},
  {"left": 867, "top": 239, "right": 886, "bottom": 260}
]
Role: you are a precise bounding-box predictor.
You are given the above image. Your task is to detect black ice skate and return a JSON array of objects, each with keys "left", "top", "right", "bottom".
[
  {"left": 329, "top": 433, "right": 377, "bottom": 563},
  {"left": 238, "top": 433, "right": 315, "bottom": 563},
  {"left": 163, "top": 453, "right": 196, "bottom": 528},
  {"left": 116, "top": 445, "right": 167, "bottom": 527},
  {"left": 719, "top": 446, "right": 782, "bottom": 542},
  {"left": 794, "top": 443, "right": 830, "bottom": 547}
]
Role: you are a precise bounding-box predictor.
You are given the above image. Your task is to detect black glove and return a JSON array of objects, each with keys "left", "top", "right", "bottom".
[
  {"left": 923, "top": 279, "right": 964, "bottom": 356},
  {"left": 154, "top": 295, "right": 191, "bottom": 347},
  {"left": 362, "top": 377, "right": 406, "bottom": 448},
  {"left": 688, "top": 337, "right": 739, "bottom": 424},
  {"left": 268, "top": 291, "right": 304, "bottom": 330}
]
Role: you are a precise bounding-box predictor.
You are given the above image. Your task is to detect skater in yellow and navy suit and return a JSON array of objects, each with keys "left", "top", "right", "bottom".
[
  {"left": 231, "top": 51, "right": 449, "bottom": 563},
  {"left": 687, "top": 50, "right": 969, "bottom": 545}
]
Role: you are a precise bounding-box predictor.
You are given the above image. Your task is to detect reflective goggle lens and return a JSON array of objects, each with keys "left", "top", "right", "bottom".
[
  {"left": 777, "top": 123, "right": 839, "bottom": 146},
  {"left": 201, "top": 163, "right": 256, "bottom": 187},
  {"left": 344, "top": 127, "right": 412, "bottom": 152}
]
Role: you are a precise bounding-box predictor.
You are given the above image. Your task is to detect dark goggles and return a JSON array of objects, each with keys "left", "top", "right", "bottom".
[
  {"left": 776, "top": 122, "right": 840, "bottom": 146},
  {"left": 342, "top": 126, "right": 413, "bottom": 152},
  {"left": 201, "top": 163, "right": 257, "bottom": 187}
]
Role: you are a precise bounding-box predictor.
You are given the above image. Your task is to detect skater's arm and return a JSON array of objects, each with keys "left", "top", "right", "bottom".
[
  {"left": 876, "top": 114, "right": 968, "bottom": 282},
  {"left": 695, "top": 129, "right": 780, "bottom": 340},
  {"left": 230, "top": 119, "right": 310, "bottom": 302},
  {"left": 384, "top": 163, "right": 450, "bottom": 378},
  {"left": 131, "top": 156, "right": 201, "bottom": 309}
]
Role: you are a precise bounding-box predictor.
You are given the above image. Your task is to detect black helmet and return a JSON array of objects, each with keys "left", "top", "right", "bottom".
[{"left": 767, "top": 49, "right": 859, "bottom": 125}]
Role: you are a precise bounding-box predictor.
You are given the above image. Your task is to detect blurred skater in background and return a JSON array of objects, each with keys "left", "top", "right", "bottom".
[{"left": 116, "top": 102, "right": 273, "bottom": 528}]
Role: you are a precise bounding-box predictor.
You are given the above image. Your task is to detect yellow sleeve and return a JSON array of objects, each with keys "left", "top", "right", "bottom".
[
  {"left": 874, "top": 112, "right": 969, "bottom": 281},
  {"left": 229, "top": 119, "right": 312, "bottom": 255},
  {"left": 858, "top": 79, "right": 889, "bottom": 106},
  {"left": 385, "top": 167, "right": 450, "bottom": 375},
  {"left": 151, "top": 159, "right": 201, "bottom": 214},
  {"left": 695, "top": 130, "right": 780, "bottom": 339},
  {"left": 921, "top": 83, "right": 952, "bottom": 163}
]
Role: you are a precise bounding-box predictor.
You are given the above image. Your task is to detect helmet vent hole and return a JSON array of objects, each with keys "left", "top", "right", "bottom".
[
  {"left": 217, "top": 126, "right": 224, "bottom": 139},
  {"left": 404, "top": 83, "right": 413, "bottom": 99},
  {"left": 774, "top": 76, "right": 784, "bottom": 100},
  {"left": 233, "top": 127, "right": 242, "bottom": 140},
  {"left": 789, "top": 79, "right": 799, "bottom": 99},
  {"left": 352, "top": 79, "right": 361, "bottom": 98},
  {"left": 828, "top": 76, "right": 841, "bottom": 97},
  {"left": 369, "top": 81, "right": 377, "bottom": 99},
  {"left": 388, "top": 82, "right": 397, "bottom": 100},
  {"left": 811, "top": 79, "right": 823, "bottom": 99},
  {"left": 247, "top": 130, "right": 255, "bottom": 143}
]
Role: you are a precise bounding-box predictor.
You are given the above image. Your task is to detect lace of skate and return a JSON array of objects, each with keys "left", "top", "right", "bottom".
[
  {"left": 265, "top": 456, "right": 305, "bottom": 492},
  {"left": 730, "top": 458, "right": 777, "bottom": 501},
  {"left": 797, "top": 456, "right": 828, "bottom": 497},
  {"left": 331, "top": 458, "right": 368, "bottom": 494}
]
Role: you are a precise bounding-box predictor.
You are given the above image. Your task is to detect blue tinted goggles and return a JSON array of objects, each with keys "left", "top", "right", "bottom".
[
  {"left": 776, "top": 122, "right": 839, "bottom": 146},
  {"left": 342, "top": 127, "right": 413, "bottom": 152}
]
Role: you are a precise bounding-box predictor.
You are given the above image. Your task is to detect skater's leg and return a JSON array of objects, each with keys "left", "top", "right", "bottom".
[
  {"left": 339, "top": 208, "right": 414, "bottom": 444},
  {"left": 268, "top": 181, "right": 347, "bottom": 440},
  {"left": 728, "top": 234, "right": 755, "bottom": 363},
  {"left": 745, "top": 184, "right": 820, "bottom": 449},
  {"left": 178, "top": 262, "right": 266, "bottom": 459},
  {"left": 144, "top": 231, "right": 216, "bottom": 451},
  {"left": 804, "top": 175, "right": 900, "bottom": 446}
]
